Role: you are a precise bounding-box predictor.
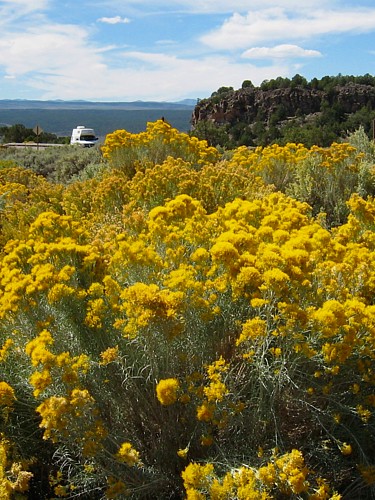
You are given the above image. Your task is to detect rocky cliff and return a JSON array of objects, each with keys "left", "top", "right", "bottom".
[{"left": 192, "top": 82, "right": 375, "bottom": 129}]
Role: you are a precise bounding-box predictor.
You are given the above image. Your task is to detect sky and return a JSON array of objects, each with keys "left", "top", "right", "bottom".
[{"left": 1, "top": 0, "right": 375, "bottom": 102}]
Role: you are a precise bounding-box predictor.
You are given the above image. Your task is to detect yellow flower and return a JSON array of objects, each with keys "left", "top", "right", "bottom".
[
  {"left": 333, "top": 413, "right": 341, "bottom": 424},
  {"left": 313, "top": 300, "right": 347, "bottom": 336},
  {"left": 177, "top": 446, "right": 189, "bottom": 459},
  {"left": 237, "top": 317, "right": 267, "bottom": 345},
  {"left": 210, "top": 241, "right": 240, "bottom": 266},
  {"left": 9, "top": 463, "right": 33, "bottom": 493},
  {"left": 196, "top": 402, "right": 215, "bottom": 422},
  {"left": 29, "top": 369, "right": 52, "bottom": 397},
  {"left": 262, "top": 268, "right": 290, "bottom": 290},
  {"left": 36, "top": 396, "right": 70, "bottom": 442},
  {"left": 250, "top": 298, "right": 268, "bottom": 308},
  {"left": 270, "top": 347, "right": 282, "bottom": 357},
  {"left": 356, "top": 405, "right": 371, "bottom": 423},
  {"left": 340, "top": 442, "right": 352, "bottom": 456},
  {"left": 0, "top": 381, "right": 16, "bottom": 407},
  {"left": 54, "top": 485, "right": 68, "bottom": 496},
  {"left": 99, "top": 346, "right": 119, "bottom": 365},
  {"left": 85, "top": 298, "right": 106, "bottom": 329},
  {"left": 329, "top": 494, "right": 342, "bottom": 500},
  {"left": 156, "top": 378, "right": 180, "bottom": 405},
  {"left": 25, "top": 330, "right": 55, "bottom": 368},
  {"left": 275, "top": 449, "right": 309, "bottom": 494},
  {"left": 181, "top": 462, "right": 214, "bottom": 490},
  {"left": 0, "top": 339, "right": 13, "bottom": 362},
  {"left": 116, "top": 442, "right": 141, "bottom": 467},
  {"left": 204, "top": 380, "right": 228, "bottom": 402},
  {"left": 257, "top": 463, "right": 276, "bottom": 485}
]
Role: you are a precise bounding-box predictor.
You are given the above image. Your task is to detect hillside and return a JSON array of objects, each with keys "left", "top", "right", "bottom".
[{"left": 191, "top": 74, "right": 375, "bottom": 147}]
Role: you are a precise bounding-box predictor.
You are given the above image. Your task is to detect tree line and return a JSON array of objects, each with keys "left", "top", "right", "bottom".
[{"left": 0, "top": 123, "right": 69, "bottom": 144}]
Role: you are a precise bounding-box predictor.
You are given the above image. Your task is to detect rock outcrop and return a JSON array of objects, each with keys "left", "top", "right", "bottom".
[{"left": 192, "top": 83, "right": 375, "bottom": 128}]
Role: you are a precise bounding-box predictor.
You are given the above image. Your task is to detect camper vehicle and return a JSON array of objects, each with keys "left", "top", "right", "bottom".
[{"left": 70, "top": 126, "right": 98, "bottom": 147}]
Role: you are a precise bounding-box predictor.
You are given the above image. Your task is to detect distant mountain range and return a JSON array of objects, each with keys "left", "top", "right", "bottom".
[{"left": 0, "top": 99, "right": 197, "bottom": 110}]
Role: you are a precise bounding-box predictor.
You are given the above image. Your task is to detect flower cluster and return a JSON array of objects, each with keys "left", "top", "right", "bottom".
[
  {"left": 0, "top": 439, "right": 33, "bottom": 499},
  {"left": 182, "top": 450, "right": 341, "bottom": 499},
  {"left": 116, "top": 442, "right": 142, "bottom": 467},
  {"left": 156, "top": 378, "right": 180, "bottom": 405},
  {"left": 25, "top": 329, "right": 89, "bottom": 397},
  {"left": 0, "top": 382, "right": 16, "bottom": 408}
]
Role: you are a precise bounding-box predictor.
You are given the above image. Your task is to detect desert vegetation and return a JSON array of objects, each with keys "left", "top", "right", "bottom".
[{"left": 1, "top": 120, "right": 375, "bottom": 498}]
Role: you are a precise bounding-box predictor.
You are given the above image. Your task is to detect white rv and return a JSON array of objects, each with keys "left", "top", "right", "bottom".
[{"left": 70, "top": 126, "right": 98, "bottom": 147}]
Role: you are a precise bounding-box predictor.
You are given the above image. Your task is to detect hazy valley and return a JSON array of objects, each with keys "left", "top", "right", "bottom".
[{"left": 0, "top": 99, "right": 195, "bottom": 139}]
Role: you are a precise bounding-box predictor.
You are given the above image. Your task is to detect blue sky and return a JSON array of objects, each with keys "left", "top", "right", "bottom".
[{"left": 1, "top": 0, "right": 375, "bottom": 102}]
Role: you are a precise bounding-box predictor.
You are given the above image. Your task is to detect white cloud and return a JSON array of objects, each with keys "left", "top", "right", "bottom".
[
  {"left": 0, "top": 0, "right": 47, "bottom": 27},
  {"left": 0, "top": 4, "right": 292, "bottom": 101},
  {"left": 104, "top": 0, "right": 332, "bottom": 15},
  {"left": 0, "top": 0, "right": 47, "bottom": 9},
  {"left": 0, "top": 13, "right": 289, "bottom": 101},
  {"left": 1, "top": 1, "right": 373, "bottom": 101},
  {"left": 15, "top": 48, "right": 290, "bottom": 101},
  {"left": 97, "top": 16, "right": 131, "bottom": 24},
  {"left": 0, "top": 24, "right": 92, "bottom": 76},
  {"left": 155, "top": 39, "right": 177, "bottom": 45},
  {"left": 242, "top": 44, "right": 322, "bottom": 59},
  {"left": 201, "top": 7, "right": 375, "bottom": 49}
]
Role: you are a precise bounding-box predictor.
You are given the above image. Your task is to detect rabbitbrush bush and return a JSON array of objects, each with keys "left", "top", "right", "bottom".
[
  {"left": 1, "top": 120, "right": 375, "bottom": 498},
  {"left": 0, "top": 144, "right": 104, "bottom": 184}
]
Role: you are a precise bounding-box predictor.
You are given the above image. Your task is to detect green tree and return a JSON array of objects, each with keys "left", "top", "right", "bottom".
[
  {"left": 344, "top": 106, "right": 374, "bottom": 135},
  {"left": 241, "top": 80, "right": 254, "bottom": 89},
  {"left": 290, "top": 74, "right": 308, "bottom": 88},
  {"left": 0, "top": 123, "right": 32, "bottom": 143},
  {"left": 229, "top": 122, "right": 255, "bottom": 146},
  {"left": 211, "top": 86, "right": 234, "bottom": 97},
  {"left": 190, "top": 121, "right": 231, "bottom": 148}
]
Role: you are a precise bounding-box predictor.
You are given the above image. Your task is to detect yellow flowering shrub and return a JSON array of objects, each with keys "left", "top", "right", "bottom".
[
  {"left": 230, "top": 142, "right": 309, "bottom": 191},
  {"left": 0, "top": 166, "right": 64, "bottom": 246},
  {"left": 227, "top": 140, "right": 374, "bottom": 227},
  {"left": 1, "top": 126, "right": 375, "bottom": 498},
  {"left": 126, "top": 156, "right": 272, "bottom": 214},
  {"left": 102, "top": 119, "right": 220, "bottom": 176}
]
